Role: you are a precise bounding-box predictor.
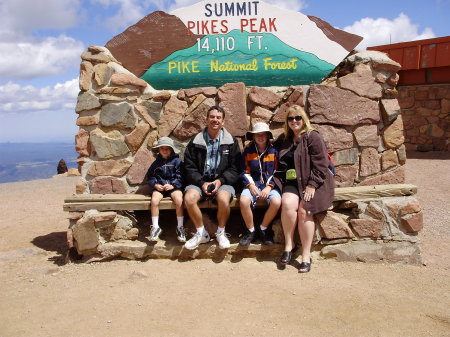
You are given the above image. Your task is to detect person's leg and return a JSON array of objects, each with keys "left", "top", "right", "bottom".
[
  {"left": 184, "top": 188, "right": 203, "bottom": 228},
  {"left": 216, "top": 189, "right": 231, "bottom": 229},
  {"left": 280, "top": 192, "right": 299, "bottom": 252},
  {"left": 184, "top": 186, "right": 210, "bottom": 249},
  {"left": 150, "top": 191, "right": 163, "bottom": 217},
  {"left": 297, "top": 200, "right": 315, "bottom": 270},
  {"left": 239, "top": 189, "right": 257, "bottom": 246},
  {"left": 171, "top": 190, "right": 186, "bottom": 242},
  {"left": 149, "top": 191, "right": 164, "bottom": 241},
  {"left": 170, "top": 190, "right": 184, "bottom": 217},
  {"left": 260, "top": 194, "right": 281, "bottom": 228},
  {"left": 239, "top": 192, "right": 255, "bottom": 230}
]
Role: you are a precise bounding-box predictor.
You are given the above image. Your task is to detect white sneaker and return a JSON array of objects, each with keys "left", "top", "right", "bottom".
[
  {"left": 216, "top": 230, "right": 231, "bottom": 249},
  {"left": 184, "top": 231, "right": 210, "bottom": 250}
]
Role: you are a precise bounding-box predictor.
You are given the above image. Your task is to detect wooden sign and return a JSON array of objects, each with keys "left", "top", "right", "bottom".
[{"left": 105, "top": 1, "right": 362, "bottom": 90}]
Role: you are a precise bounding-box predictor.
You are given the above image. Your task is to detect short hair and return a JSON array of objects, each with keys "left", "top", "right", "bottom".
[{"left": 207, "top": 105, "right": 225, "bottom": 118}]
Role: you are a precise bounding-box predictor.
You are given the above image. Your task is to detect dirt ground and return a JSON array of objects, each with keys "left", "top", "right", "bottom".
[{"left": 0, "top": 151, "right": 449, "bottom": 337}]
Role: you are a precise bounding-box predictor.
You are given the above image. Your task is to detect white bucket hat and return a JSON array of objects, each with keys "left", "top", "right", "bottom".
[
  {"left": 152, "top": 137, "right": 180, "bottom": 154},
  {"left": 246, "top": 122, "right": 273, "bottom": 140}
]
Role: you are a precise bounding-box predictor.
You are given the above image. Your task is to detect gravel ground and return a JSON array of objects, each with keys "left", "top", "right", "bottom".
[{"left": 0, "top": 152, "right": 449, "bottom": 337}]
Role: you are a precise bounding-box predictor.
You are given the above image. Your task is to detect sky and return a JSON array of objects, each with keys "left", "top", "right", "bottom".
[{"left": 0, "top": 0, "right": 448, "bottom": 143}]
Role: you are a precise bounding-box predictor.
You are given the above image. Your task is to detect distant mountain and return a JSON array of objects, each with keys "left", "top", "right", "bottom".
[{"left": 0, "top": 143, "right": 78, "bottom": 183}]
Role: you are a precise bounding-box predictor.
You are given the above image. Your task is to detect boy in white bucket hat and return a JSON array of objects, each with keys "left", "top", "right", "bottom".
[
  {"left": 146, "top": 137, "right": 186, "bottom": 242},
  {"left": 239, "top": 122, "right": 281, "bottom": 246}
]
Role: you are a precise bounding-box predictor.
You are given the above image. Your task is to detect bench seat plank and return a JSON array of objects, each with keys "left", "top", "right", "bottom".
[{"left": 63, "top": 184, "right": 417, "bottom": 212}]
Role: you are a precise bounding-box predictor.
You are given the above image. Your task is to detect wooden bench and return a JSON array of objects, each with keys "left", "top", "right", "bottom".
[{"left": 63, "top": 184, "right": 417, "bottom": 212}]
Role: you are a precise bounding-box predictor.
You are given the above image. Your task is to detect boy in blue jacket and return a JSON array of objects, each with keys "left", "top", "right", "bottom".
[
  {"left": 147, "top": 137, "right": 185, "bottom": 242},
  {"left": 239, "top": 122, "right": 281, "bottom": 246}
]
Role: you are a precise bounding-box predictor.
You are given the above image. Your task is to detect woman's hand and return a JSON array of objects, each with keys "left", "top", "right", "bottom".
[{"left": 303, "top": 185, "right": 316, "bottom": 201}]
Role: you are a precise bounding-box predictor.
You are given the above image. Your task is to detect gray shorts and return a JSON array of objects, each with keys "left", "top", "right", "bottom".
[{"left": 184, "top": 184, "right": 236, "bottom": 199}]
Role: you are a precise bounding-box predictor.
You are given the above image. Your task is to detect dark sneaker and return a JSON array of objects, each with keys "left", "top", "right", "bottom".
[
  {"left": 239, "top": 230, "right": 256, "bottom": 246},
  {"left": 176, "top": 227, "right": 186, "bottom": 243},
  {"left": 259, "top": 228, "right": 274, "bottom": 245},
  {"left": 149, "top": 226, "right": 162, "bottom": 242}
]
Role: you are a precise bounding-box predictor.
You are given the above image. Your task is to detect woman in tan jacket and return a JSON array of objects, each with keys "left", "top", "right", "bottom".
[{"left": 274, "top": 105, "right": 334, "bottom": 273}]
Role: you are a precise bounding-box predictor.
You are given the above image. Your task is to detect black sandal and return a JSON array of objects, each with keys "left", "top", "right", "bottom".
[
  {"left": 298, "top": 259, "right": 312, "bottom": 273},
  {"left": 280, "top": 251, "right": 292, "bottom": 265}
]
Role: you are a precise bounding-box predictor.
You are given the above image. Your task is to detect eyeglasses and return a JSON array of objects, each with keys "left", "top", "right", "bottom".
[{"left": 287, "top": 116, "right": 302, "bottom": 122}]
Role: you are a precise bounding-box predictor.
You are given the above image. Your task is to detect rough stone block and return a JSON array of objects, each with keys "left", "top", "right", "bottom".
[
  {"left": 400, "top": 212, "right": 424, "bottom": 233},
  {"left": 315, "top": 212, "right": 353, "bottom": 239},
  {"left": 218, "top": 82, "right": 248, "bottom": 136},
  {"left": 349, "top": 219, "right": 383, "bottom": 238},
  {"left": 100, "top": 102, "right": 136, "bottom": 129},
  {"left": 308, "top": 85, "right": 380, "bottom": 126},
  {"left": 89, "top": 177, "right": 128, "bottom": 194},
  {"left": 248, "top": 86, "right": 281, "bottom": 109},
  {"left": 158, "top": 96, "right": 187, "bottom": 137}
]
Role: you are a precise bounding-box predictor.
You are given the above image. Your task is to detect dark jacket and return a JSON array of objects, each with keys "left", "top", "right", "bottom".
[
  {"left": 146, "top": 153, "right": 183, "bottom": 190},
  {"left": 274, "top": 131, "right": 334, "bottom": 214},
  {"left": 240, "top": 141, "right": 278, "bottom": 190},
  {"left": 184, "top": 127, "right": 242, "bottom": 187}
]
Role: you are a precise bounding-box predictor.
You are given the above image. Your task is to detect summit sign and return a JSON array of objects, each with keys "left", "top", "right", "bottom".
[{"left": 105, "top": 1, "right": 363, "bottom": 90}]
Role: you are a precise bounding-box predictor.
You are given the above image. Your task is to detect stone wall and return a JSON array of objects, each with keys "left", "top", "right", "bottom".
[
  {"left": 71, "top": 47, "right": 423, "bottom": 263},
  {"left": 398, "top": 84, "right": 450, "bottom": 151},
  {"left": 75, "top": 48, "right": 407, "bottom": 193}
]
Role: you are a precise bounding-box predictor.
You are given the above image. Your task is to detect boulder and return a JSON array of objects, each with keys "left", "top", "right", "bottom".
[
  {"left": 248, "top": 86, "right": 281, "bottom": 109},
  {"left": 125, "top": 123, "right": 151, "bottom": 152},
  {"left": 158, "top": 96, "right": 187, "bottom": 137},
  {"left": 313, "top": 124, "right": 353, "bottom": 152},
  {"left": 337, "top": 63, "right": 382, "bottom": 99},
  {"left": 359, "top": 148, "right": 381, "bottom": 177},
  {"left": 90, "top": 129, "right": 130, "bottom": 159},
  {"left": 89, "top": 177, "right": 128, "bottom": 194},
  {"left": 354, "top": 124, "right": 380, "bottom": 147},
  {"left": 308, "top": 85, "right": 380, "bottom": 126},
  {"left": 100, "top": 102, "right": 136, "bottom": 129},
  {"left": 87, "top": 159, "right": 132, "bottom": 177},
  {"left": 315, "top": 212, "right": 353, "bottom": 239},
  {"left": 383, "top": 116, "right": 405, "bottom": 149},
  {"left": 218, "top": 82, "right": 248, "bottom": 136},
  {"left": 79, "top": 61, "right": 93, "bottom": 91},
  {"left": 126, "top": 147, "right": 155, "bottom": 185},
  {"left": 75, "top": 92, "right": 101, "bottom": 113}
]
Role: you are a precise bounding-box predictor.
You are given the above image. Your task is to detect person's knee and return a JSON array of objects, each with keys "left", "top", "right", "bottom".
[
  {"left": 239, "top": 196, "right": 251, "bottom": 207},
  {"left": 184, "top": 190, "right": 199, "bottom": 207},
  {"left": 271, "top": 197, "right": 281, "bottom": 208},
  {"left": 216, "top": 191, "right": 231, "bottom": 207}
]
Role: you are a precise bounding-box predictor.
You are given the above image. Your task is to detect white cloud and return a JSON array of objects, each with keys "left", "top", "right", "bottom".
[
  {"left": 343, "top": 13, "right": 435, "bottom": 50},
  {"left": 0, "top": 78, "right": 79, "bottom": 115},
  {"left": 0, "top": 0, "right": 81, "bottom": 37},
  {"left": 0, "top": 36, "right": 84, "bottom": 79},
  {"left": 0, "top": 0, "right": 85, "bottom": 79}
]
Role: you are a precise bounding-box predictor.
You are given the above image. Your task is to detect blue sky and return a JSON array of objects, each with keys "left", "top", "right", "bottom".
[{"left": 0, "top": 0, "right": 448, "bottom": 142}]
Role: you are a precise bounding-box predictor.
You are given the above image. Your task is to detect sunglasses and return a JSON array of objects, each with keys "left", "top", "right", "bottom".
[{"left": 287, "top": 115, "right": 302, "bottom": 122}]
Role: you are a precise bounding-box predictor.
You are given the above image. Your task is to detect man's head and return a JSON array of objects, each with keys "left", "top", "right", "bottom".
[
  {"left": 207, "top": 105, "right": 225, "bottom": 119},
  {"left": 206, "top": 105, "right": 225, "bottom": 133}
]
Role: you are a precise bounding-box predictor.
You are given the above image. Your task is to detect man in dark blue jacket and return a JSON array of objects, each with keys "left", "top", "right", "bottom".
[{"left": 183, "top": 105, "right": 242, "bottom": 250}]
